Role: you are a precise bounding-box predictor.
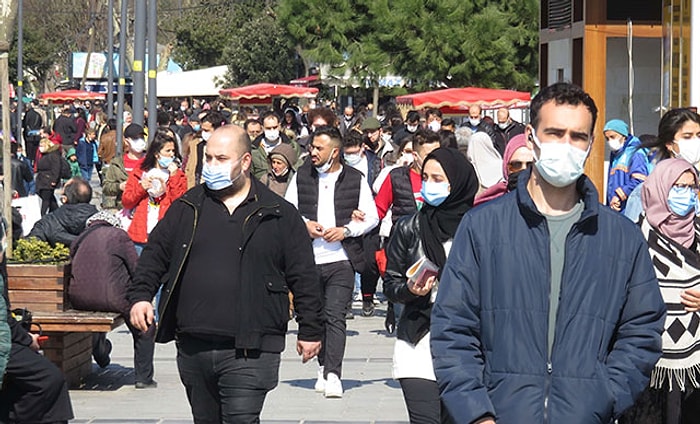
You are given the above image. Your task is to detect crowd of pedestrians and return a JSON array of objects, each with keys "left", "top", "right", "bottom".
[{"left": 0, "top": 81, "right": 699, "bottom": 423}]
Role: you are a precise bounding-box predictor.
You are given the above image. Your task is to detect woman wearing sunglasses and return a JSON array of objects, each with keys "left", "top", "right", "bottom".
[{"left": 473, "top": 134, "right": 533, "bottom": 206}]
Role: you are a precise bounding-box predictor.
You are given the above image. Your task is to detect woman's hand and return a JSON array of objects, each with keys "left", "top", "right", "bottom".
[
  {"left": 167, "top": 161, "right": 179, "bottom": 175},
  {"left": 407, "top": 275, "right": 436, "bottom": 296},
  {"left": 681, "top": 288, "right": 700, "bottom": 312},
  {"left": 140, "top": 176, "right": 153, "bottom": 191}
]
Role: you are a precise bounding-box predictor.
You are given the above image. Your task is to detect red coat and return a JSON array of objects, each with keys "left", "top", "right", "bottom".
[{"left": 121, "top": 166, "right": 187, "bottom": 243}]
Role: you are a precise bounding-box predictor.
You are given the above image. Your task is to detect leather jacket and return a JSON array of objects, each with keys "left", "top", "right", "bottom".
[{"left": 383, "top": 213, "right": 433, "bottom": 345}]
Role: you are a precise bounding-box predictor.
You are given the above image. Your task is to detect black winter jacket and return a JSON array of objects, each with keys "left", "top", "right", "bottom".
[
  {"left": 35, "top": 146, "right": 69, "bottom": 191},
  {"left": 28, "top": 203, "right": 98, "bottom": 247},
  {"left": 127, "top": 179, "right": 324, "bottom": 350}
]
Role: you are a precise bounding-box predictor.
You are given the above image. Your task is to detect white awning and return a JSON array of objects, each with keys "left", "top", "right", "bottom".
[{"left": 155, "top": 66, "right": 228, "bottom": 98}]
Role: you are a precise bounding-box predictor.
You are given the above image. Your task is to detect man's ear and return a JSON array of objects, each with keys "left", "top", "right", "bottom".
[{"left": 525, "top": 125, "right": 535, "bottom": 150}]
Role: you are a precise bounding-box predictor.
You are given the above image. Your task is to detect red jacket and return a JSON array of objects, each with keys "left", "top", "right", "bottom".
[{"left": 121, "top": 166, "right": 187, "bottom": 243}]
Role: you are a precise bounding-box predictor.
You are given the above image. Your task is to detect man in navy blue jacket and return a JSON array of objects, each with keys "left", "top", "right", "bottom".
[{"left": 431, "top": 82, "right": 666, "bottom": 424}]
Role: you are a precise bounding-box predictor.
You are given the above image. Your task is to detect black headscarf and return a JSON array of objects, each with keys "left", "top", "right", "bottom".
[{"left": 418, "top": 148, "right": 479, "bottom": 271}]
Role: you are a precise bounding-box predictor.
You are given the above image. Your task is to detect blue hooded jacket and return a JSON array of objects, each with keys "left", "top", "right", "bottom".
[
  {"left": 431, "top": 169, "right": 665, "bottom": 424},
  {"left": 606, "top": 135, "right": 650, "bottom": 212}
]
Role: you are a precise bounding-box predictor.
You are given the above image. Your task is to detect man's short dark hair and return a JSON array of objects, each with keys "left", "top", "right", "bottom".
[
  {"left": 313, "top": 126, "right": 343, "bottom": 149},
  {"left": 244, "top": 118, "right": 262, "bottom": 131},
  {"left": 260, "top": 110, "right": 281, "bottom": 124},
  {"left": 406, "top": 110, "right": 421, "bottom": 123},
  {"left": 63, "top": 178, "right": 92, "bottom": 204},
  {"left": 438, "top": 130, "right": 457, "bottom": 148},
  {"left": 413, "top": 129, "right": 440, "bottom": 147},
  {"left": 157, "top": 110, "right": 170, "bottom": 126},
  {"left": 343, "top": 130, "right": 364, "bottom": 149},
  {"left": 530, "top": 82, "right": 598, "bottom": 133},
  {"left": 202, "top": 111, "right": 225, "bottom": 128},
  {"left": 426, "top": 108, "right": 442, "bottom": 119}
]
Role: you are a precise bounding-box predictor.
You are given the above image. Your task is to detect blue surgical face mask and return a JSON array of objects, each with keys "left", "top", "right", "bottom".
[
  {"left": 202, "top": 157, "right": 243, "bottom": 191},
  {"left": 421, "top": 181, "right": 450, "bottom": 207},
  {"left": 192, "top": 124, "right": 201, "bottom": 132},
  {"left": 158, "top": 156, "right": 174, "bottom": 168},
  {"left": 668, "top": 186, "right": 698, "bottom": 217}
]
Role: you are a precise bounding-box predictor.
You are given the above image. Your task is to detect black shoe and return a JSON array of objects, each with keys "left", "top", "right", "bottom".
[
  {"left": 362, "top": 299, "right": 375, "bottom": 317},
  {"left": 135, "top": 380, "right": 158, "bottom": 389},
  {"left": 94, "top": 337, "right": 112, "bottom": 369}
]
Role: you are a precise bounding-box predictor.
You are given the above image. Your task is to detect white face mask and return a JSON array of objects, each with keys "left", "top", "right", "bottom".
[
  {"left": 400, "top": 152, "right": 414, "bottom": 166},
  {"left": 469, "top": 118, "right": 481, "bottom": 127},
  {"left": 428, "top": 121, "right": 441, "bottom": 132},
  {"left": 498, "top": 122, "right": 509, "bottom": 130},
  {"left": 607, "top": 137, "right": 624, "bottom": 152},
  {"left": 130, "top": 138, "right": 147, "bottom": 153},
  {"left": 344, "top": 152, "right": 363, "bottom": 166},
  {"left": 531, "top": 132, "right": 590, "bottom": 188},
  {"left": 674, "top": 138, "right": 700, "bottom": 165},
  {"left": 264, "top": 129, "right": 280, "bottom": 142},
  {"left": 315, "top": 149, "right": 336, "bottom": 174},
  {"left": 201, "top": 131, "right": 211, "bottom": 142},
  {"left": 406, "top": 124, "right": 418, "bottom": 133}
]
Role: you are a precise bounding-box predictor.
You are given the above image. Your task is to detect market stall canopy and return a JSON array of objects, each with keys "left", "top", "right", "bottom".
[
  {"left": 396, "top": 87, "right": 531, "bottom": 112},
  {"left": 219, "top": 83, "right": 318, "bottom": 100},
  {"left": 38, "top": 89, "right": 105, "bottom": 104},
  {"left": 156, "top": 65, "right": 227, "bottom": 97}
]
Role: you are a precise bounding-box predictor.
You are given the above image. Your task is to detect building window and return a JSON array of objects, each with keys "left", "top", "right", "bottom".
[{"left": 549, "top": 0, "right": 572, "bottom": 30}]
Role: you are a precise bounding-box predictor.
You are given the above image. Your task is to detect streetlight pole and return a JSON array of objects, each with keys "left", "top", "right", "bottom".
[
  {"left": 15, "top": 0, "right": 22, "bottom": 147},
  {"left": 116, "top": 0, "right": 127, "bottom": 156},
  {"left": 147, "top": 0, "right": 157, "bottom": 135},
  {"left": 107, "top": 0, "right": 114, "bottom": 118},
  {"left": 132, "top": 0, "right": 146, "bottom": 126},
  {"left": 0, "top": 0, "right": 18, "bottom": 255}
]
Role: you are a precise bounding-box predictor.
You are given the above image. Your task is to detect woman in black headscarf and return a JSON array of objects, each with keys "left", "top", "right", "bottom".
[{"left": 384, "top": 148, "right": 478, "bottom": 424}]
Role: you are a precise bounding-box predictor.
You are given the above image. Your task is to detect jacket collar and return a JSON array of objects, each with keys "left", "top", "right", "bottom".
[
  {"left": 515, "top": 167, "right": 599, "bottom": 227},
  {"left": 179, "top": 176, "right": 280, "bottom": 210}
]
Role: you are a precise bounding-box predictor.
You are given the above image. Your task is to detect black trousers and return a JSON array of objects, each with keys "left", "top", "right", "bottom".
[
  {"left": 0, "top": 343, "right": 74, "bottom": 423},
  {"left": 176, "top": 335, "right": 280, "bottom": 424},
  {"left": 37, "top": 189, "right": 58, "bottom": 216},
  {"left": 317, "top": 260, "right": 354, "bottom": 378},
  {"left": 93, "top": 319, "right": 155, "bottom": 384},
  {"left": 360, "top": 229, "right": 381, "bottom": 299},
  {"left": 399, "top": 378, "right": 455, "bottom": 424}
]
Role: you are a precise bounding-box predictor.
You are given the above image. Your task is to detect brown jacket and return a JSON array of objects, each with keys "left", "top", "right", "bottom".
[{"left": 183, "top": 132, "right": 204, "bottom": 188}]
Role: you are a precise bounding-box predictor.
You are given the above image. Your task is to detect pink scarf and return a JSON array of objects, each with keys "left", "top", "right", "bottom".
[{"left": 641, "top": 158, "right": 697, "bottom": 248}]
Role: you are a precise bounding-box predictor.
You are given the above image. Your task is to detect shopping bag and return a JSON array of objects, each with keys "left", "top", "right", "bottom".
[{"left": 11, "top": 195, "right": 42, "bottom": 236}]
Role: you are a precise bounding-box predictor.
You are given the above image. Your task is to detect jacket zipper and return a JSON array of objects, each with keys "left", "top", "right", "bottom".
[
  {"left": 543, "top": 223, "right": 553, "bottom": 424},
  {"left": 156, "top": 198, "right": 198, "bottom": 335}
]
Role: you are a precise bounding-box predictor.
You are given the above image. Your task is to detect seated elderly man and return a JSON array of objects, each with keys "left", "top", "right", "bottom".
[{"left": 28, "top": 177, "right": 97, "bottom": 247}]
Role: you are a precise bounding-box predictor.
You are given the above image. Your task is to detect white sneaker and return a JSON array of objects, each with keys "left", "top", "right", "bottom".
[
  {"left": 324, "top": 372, "right": 343, "bottom": 398},
  {"left": 314, "top": 366, "right": 325, "bottom": 393}
]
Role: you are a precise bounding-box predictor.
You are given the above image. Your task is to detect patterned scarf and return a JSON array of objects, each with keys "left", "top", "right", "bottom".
[{"left": 642, "top": 217, "right": 700, "bottom": 391}]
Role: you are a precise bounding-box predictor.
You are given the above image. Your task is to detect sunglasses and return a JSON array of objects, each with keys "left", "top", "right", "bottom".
[{"left": 507, "top": 160, "right": 533, "bottom": 174}]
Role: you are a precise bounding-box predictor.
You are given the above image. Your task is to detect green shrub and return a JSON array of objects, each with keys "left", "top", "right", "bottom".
[{"left": 10, "top": 237, "right": 70, "bottom": 264}]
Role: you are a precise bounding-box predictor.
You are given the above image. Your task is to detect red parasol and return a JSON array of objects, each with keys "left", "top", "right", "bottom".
[
  {"left": 396, "top": 87, "right": 531, "bottom": 111},
  {"left": 219, "top": 83, "right": 318, "bottom": 100},
  {"left": 39, "top": 89, "right": 106, "bottom": 104}
]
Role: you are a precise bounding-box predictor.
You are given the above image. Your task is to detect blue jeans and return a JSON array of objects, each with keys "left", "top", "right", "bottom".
[{"left": 176, "top": 335, "right": 280, "bottom": 424}]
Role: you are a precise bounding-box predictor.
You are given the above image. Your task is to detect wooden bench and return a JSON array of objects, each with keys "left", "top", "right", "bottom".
[
  {"left": 32, "top": 311, "right": 124, "bottom": 388},
  {"left": 7, "top": 263, "right": 125, "bottom": 387}
]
